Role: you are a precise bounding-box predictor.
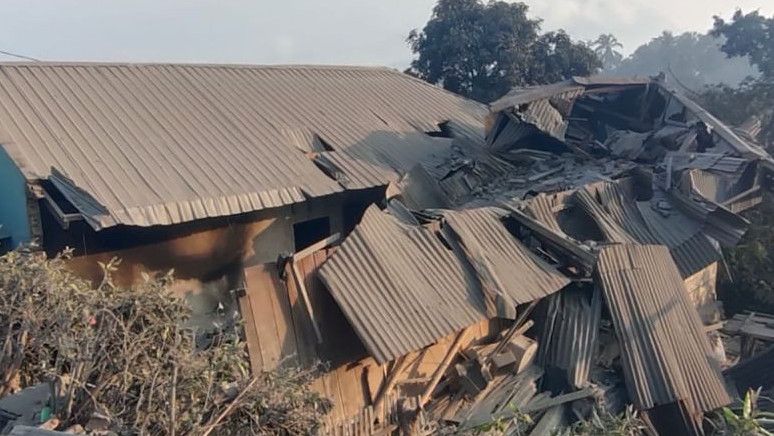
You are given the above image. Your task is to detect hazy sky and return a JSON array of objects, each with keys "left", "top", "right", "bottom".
[{"left": 0, "top": 0, "right": 771, "bottom": 68}]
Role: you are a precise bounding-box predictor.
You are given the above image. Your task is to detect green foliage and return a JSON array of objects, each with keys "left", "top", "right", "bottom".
[
  {"left": 709, "top": 388, "right": 774, "bottom": 435},
  {"left": 718, "top": 201, "right": 774, "bottom": 315},
  {"left": 712, "top": 10, "right": 774, "bottom": 78},
  {"left": 0, "top": 247, "right": 331, "bottom": 434},
  {"left": 470, "top": 405, "right": 533, "bottom": 435},
  {"left": 560, "top": 406, "right": 645, "bottom": 436},
  {"left": 407, "top": 0, "right": 600, "bottom": 103},
  {"left": 703, "top": 10, "right": 774, "bottom": 148},
  {"left": 610, "top": 31, "right": 758, "bottom": 90}
]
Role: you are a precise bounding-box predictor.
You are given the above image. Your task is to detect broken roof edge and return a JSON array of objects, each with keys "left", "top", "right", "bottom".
[
  {"left": 571, "top": 75, "right": 654, "bottom": 87},
  {"left": 488, "top": 75, "right": 653, "bottom": 112},
  {"left": 317, "top": 204, "right": 489, "bottom": 363},
  {"left": 49, "top": 175, "right": 348, "bottom": 231},
  {"left": 487, "top": 75, "right": 769, "bottom": 160}
]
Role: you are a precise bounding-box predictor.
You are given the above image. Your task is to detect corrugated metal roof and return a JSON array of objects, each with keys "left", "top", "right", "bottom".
[
  {"left": 317, "top": 205, "right": 487, "bottom": 363},
  {"left": 724, "top": 345, "right": 774, "bottom": 394},
  {"left": 595, "top": 244, "right": 730, "bottom": 414},
  {"left": 666, "top": 152, "right": 749, "bottom": 174},
  {"left": 0, "top": 63, "right": 486, "bottom": 229},
  {"left": 575, "top": 182, "right": 722, "bottom": 277},
  {"left": 489, "top": 81, "right": 583, "bottom": 113},
  {"left": 441, "top": 207, "right": 569, "bottom": 316},
  {"left": 540, "top": 287, "right": 602, "bottom": 389},
  {"left": 664, "top": 87, "right": 768, "bottom": 159},
  {"left": 314, "top": 151, "right": 399, "bottom": 191},
  {"left": 523, "top": 193, "right": 566, "bottom": 236},
  {"left": 571, "top": 75, "right": 653, "bottom": 86},
  {"left": 488, "top": 75, "right": 648, "bottom": 118},
  {"left": 666, "top": 189, "right": 749, "bottom": 247},
  {"left": 487, "top": 87, "right": 584, "bottom": 149},
  {"left": 669, "top": 233, "right": 721, "bottom": 278}
]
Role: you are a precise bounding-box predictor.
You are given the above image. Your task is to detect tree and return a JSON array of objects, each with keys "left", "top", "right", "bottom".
[
  {"left": 705, "top": 11, "right": 774, "bottom": 316},
  {"left": 701, "top": 10, "right": 774, "bottom": 147},
  {"left": 407, "top": 0, "right": 600, "bottom": 102},
  {"left": 712, "top": 9, "right": 774, "bottom": 78},
  {"left": 591, "top": 33, "right": 624, "bottom": 71},
  {"left": 609, "top": 31, "right": 758, "bottom": 90}
]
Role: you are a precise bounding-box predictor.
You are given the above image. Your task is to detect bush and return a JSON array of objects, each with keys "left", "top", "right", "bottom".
[
  {"left": 0, "top": 247, "right": 331, "bottom": 434},
  {"left": 718, "top": 202, "right": 774, "bottom": 315}
]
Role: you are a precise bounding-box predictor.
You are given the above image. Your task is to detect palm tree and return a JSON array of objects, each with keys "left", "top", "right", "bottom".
[{"left": 592, "top": 33, "right": 624, "bottom": 71}]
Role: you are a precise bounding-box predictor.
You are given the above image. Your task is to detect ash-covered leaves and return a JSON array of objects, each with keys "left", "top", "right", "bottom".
[{"left": 0, "top": 247, "right": 331, "bottom": 434}]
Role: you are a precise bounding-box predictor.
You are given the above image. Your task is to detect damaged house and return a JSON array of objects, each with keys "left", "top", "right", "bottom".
[{"left": 0, "top": 65, "right": 773, "bottom": 435}]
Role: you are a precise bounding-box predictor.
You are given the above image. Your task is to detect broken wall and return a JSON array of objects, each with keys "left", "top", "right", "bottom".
[
  {"left": 63, "top": 194, "right": 350, "bottom": 332},
  {"left": 683, "top": 262, "right": 720, "bottom": 323}
]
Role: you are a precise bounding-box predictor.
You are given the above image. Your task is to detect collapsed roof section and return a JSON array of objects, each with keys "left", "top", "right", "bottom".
[
  {"left": 318, "top": 204, "right": 568, "bottom": 363},
  {"left": 352, "top": 76, "right": 774, "bottom": 430},
  {"left": 596, "top": 244, "right": 730, "bottom": 415},
  {"left": 391, "top": 76, "right": 771, "bottom": 279},
  {"left": 0, "top": 63, "right": 486, "bottom": 229},
  {"left": 489, "top": 76, "right": 767, "bottom": 159}
]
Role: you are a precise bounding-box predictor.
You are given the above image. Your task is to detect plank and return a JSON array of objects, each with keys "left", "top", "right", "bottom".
[
  {"left": 237, "top": 291, "right": 263, "bottom": 371},
  {"left": 244, "top": 264, "right": 282, "bottom": 369},
  {"left": 292, "top": 260, "right": 323, "bottom": 343},
  {"left": 292, "top": 232, "right": 340, "bottom": 262},
  {"left": 264, "top": 264, "right": 299, "bottom": 366},
  {"left": 284, "top": 261, "right": 317, "bottom": 366}
]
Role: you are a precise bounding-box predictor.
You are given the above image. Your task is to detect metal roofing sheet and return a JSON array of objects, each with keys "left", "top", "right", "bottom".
[
  {"left": 0, "top": 63, "right": 486, "bottom": 229},
  {"left": 669, "top": 233, "right": 722, "bottom": 278},
  {"left": 314, "top": 151, "right": 399, "bottom": 191},
  {"left": 664, "top": 87, "right": 768, "bottom": 159},
  {"left": 442, "top": 207, "right": 569, "bottom": 315},
  {"left": 488, "top": 75, "right": 648, "bottom": 116},
  {"left": 317, "top": 205, "right": 487, "bottom": 363},
  {"left": 489, "top": 81, "right": 583, "bottom": 113},
  {"left": 541, "top": 287, "right": 602, "bottom": 389},
  {"left": 577, "top": 182, "right": 722, "bottom": 277},
  {"left": 666, "top": 152, "right": 749, "bottom": 174},
  {"left": 596, "top": 244, "right": 730, "bottom": 414},
  {"left": 571, "top": 75, "right": 653, "bottom": 86},
  {"left": 523, "top": 193, "right": 566, "bottom": 236},
  {"left": 724, "top": 345, "right": 774, "bottom": 394},
  {"left": 487, "top": 87, "right": 584, "bottom": 148}
]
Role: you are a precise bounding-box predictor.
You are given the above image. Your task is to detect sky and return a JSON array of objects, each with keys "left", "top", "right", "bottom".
[{"left": 0, "top": 0, "right": 771, "bottom": 68}]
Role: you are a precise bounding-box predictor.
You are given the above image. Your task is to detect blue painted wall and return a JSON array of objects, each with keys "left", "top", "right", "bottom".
[{"left": 0, "top": 147, "right": 31, "bottom": 247}]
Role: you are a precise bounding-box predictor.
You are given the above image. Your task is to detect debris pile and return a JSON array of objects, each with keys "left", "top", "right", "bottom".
[{"left": 312, "top": 77, "right": 774, "bottom": 434}]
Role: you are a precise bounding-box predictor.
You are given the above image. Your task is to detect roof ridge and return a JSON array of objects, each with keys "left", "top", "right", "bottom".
[{"left": 0, "top": 61, "right": 397, "bottom": 72}]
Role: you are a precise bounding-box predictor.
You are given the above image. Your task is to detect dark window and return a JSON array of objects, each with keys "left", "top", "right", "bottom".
[{"left": 293, "top": 216, "right": 331, "bottom": 251}]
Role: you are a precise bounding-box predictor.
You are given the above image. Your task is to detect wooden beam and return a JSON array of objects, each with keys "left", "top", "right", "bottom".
[
  {"left": 291, "top": 260, "right": 323, "bottom": 343},
  {"left": 522, "top": 387, "right": 594, "bottom": 413},
  {"left": 485, "top": 302, "right": 538, "bottom": 367},
  {"left": 499, "top": 202, "right": 597, "bottom": 271},
  {"left": 419, "top": 326, "right": 472, "bottom": 407},
  {"left": 372, "top": 355, "right": 410, "bottom": 420},
  {"left": 292, "top": 233, "right": 341, "bottom": 262}
]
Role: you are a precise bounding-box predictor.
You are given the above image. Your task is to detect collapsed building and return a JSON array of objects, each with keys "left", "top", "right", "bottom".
[{"left": 0, "top": 65, "right": 772, "bottom": 435}]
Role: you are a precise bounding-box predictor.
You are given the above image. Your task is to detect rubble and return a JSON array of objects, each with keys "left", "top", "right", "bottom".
[{"left": 310, "top": 76, "right": 774, "bottom": 434}]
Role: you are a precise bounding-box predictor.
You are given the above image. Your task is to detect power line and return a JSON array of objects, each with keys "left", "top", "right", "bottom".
[{"left": 0, "top": 49, "right": 40, "bottom": 62}]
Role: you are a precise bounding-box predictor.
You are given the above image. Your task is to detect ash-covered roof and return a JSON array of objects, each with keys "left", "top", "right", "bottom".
[{"left": 0, "top": 63, "right": 486, "bottom": 229}]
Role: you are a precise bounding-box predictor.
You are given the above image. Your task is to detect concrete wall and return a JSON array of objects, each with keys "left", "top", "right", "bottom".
[
  {"left": 0, "top": 147, "right": 31, "bottom": 247},
  {"left": 66, "top": 195, "right": 346, "bottom": 333}
]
